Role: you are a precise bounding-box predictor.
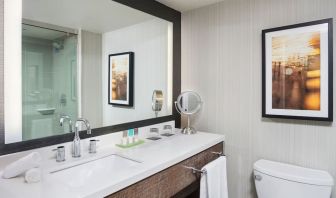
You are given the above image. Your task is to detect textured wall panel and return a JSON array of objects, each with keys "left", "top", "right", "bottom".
[
  {"left": 182, "top": 0, "right": 336, "bottom": 197},
  {"left": 81, "top": 30, "right": 103, "bottom": 128}
]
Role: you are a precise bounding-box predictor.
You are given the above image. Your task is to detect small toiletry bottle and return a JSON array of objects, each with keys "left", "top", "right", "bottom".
[
  {"left": 122, "top": 131, "right": 128, "bottom": 145},
  {"left": 134, "top": 128, "right": 139, "bottom": 142},
  {"left": 128, "top": 129, "right": 134, "bottom": 144}
]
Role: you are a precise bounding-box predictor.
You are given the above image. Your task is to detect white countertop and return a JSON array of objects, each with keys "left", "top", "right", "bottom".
[{"left": 0, "top": 129, "right": 224, "bottom": 198}]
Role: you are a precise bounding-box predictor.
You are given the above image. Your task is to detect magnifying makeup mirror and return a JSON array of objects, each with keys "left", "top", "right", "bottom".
[{"left": 175, "top": 91, "right": 202, "bottom": 134}]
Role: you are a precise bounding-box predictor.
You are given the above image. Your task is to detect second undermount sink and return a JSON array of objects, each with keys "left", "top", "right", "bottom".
[{"left": 49, "top": 154, "right": 141, "bottom": 188}]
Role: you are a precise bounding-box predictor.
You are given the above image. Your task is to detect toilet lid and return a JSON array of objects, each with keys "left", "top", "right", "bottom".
[{"left": 254, "top": 159, "right": 334, "bottom": 186}]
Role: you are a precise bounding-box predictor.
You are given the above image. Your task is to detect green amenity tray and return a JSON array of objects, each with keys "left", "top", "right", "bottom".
[{"left": 116, "top": 139, "right": 145, "bottom": 148}]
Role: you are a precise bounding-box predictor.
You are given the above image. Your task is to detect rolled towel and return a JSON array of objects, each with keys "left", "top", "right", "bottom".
[
  {"left": 24, "top": 168, "right": 41, "bottom": 183},
  {"left": 2, "top": 152, "right": 42, "bottom": 179}
]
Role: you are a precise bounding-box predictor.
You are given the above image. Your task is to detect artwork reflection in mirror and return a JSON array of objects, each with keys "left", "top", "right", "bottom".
[
  {"left": 108, "top": 52, "right": 134, "bottom": 107},
  {"left": 4, "top": 0, "right": 173, "bottom": 143}
]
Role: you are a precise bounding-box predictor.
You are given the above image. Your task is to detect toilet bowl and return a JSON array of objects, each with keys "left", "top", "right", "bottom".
[{"left": 254, "top": 159, "right": 333, "bottom": 198}]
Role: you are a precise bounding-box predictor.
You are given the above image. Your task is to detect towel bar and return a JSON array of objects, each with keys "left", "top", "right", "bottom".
[
  {"left": 183, "top": 151, "right": 224, "bottom": 175},
  {"left": 211, "top": 151, "right": 225, "bottom": 156},
  {"left": 182, "top": 165, "right": 207, "bottom": 175}
]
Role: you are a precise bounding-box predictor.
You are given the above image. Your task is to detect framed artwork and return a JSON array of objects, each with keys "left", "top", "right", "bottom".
[
  {"left": 262, "top": 18, "right": 333, "bottom": 121},
  {"left": 108, "top": 52, "right": 134, "bottom": 107}
]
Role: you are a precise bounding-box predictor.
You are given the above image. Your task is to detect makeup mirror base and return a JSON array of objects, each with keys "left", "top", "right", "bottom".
[{"left": 181, "top": 127, "right": 197, "bottom": 135}]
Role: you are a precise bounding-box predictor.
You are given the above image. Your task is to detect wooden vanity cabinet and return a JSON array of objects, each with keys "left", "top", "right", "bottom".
[{"left": 107, "top": 142, "right": 224, "bottom": 198}]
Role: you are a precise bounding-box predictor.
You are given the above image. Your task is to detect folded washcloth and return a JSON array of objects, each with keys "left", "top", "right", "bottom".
[
  {"left": 24, "top": 168, "right": 42, "bottom": 183},
  {"left": 2, "top": 152, "right": 42, "bottom": 179}
]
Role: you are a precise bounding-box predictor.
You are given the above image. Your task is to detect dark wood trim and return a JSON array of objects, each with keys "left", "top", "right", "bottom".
[
  {"left": 262, "top": 18, "right": 333, "bottom": 121},
  {"left": 173, "top": 18, "right": 182, "bottom": 128},
  {"left": 0, "top": 0, "right": 181, "bottom": 155},
  {"left": 112, "top": 0, "right": 181, "bottom": 22}
]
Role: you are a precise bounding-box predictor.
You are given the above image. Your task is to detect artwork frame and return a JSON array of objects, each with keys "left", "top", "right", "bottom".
[
  {"left": 262, "top": 18, "right": 333, "bottom": 121},
  {"left": 108, "top": 52, "right": 134, "bottom": 107}
]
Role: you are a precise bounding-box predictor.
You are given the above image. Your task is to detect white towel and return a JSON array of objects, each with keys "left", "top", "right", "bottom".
[
  {"left": 25, "top": 168, "right": 42, "bottom": 183},
  {"left": 2, "top": 152, "right": 42, "bottom": 179},
  {"left": 200, "top": 156, "right": 228, "bottom": 198}
]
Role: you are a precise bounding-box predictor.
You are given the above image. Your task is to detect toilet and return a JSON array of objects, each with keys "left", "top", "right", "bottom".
[{"left": 254, "top": 159, "right": 334, "bottom": 198}]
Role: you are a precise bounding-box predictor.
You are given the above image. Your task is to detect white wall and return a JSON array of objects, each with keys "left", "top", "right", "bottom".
[
  {"left": 81, "top": 30, "right": 102, "bottom": 128},
  {"left": 102, "top": 19, "right": 172, "bottom": 126},
  {"left": 182, "top": 0, "right": 336, "bottom": 197}
]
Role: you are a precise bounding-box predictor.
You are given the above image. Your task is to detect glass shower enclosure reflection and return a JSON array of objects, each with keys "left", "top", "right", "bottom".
[{"left": 22, "top": 23, "right": 78, "bottom": 140}]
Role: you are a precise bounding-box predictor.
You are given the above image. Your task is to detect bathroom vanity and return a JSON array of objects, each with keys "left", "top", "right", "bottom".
[
  {"left": 0, "top": 126, "right": 224, "bottom": 198},
  {"left": 108, "top": 143, "right": 223, "bottom": 198}
]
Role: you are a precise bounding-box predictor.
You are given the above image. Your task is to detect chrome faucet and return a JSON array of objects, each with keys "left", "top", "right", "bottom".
[
  {"left": 59, "top": 115, "right": 73, "bottom": 133},
  {"left": 72, "top": 118, "right": 91, "bottom": 158}
]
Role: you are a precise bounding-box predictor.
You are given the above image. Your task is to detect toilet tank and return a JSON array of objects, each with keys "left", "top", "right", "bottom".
[{"left": 254, "top": 159, "right": 334, "bottom": 198}]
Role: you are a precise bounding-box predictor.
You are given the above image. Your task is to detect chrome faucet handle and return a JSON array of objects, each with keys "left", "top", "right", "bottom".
[
  {"left": 89, "top": 139, "right": 99, "bottom": 154},
  {"left": 52, "top": 146, "right": 65, "bottom": 162}
]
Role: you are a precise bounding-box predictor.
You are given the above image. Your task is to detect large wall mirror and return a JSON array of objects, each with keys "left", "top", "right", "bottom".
[{"left": 2, "top": 0, "right": 180, "bottom": 148}]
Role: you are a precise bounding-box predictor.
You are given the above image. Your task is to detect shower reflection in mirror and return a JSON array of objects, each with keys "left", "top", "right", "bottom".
[{"left": 22, "top": 21, "right": 78, "bottom": 141}]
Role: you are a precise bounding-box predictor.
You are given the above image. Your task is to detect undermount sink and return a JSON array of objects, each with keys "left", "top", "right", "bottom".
[{"left": 49, "top": 154, "right": 141, "bottom": 188}]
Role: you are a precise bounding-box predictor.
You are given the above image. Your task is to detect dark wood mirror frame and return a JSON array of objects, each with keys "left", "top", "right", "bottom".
[{"left": 0, "top": 0, "right": 181, "bottom": 155}]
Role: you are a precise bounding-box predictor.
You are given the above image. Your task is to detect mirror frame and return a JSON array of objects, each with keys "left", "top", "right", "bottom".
[{"left": 0, "top": 0, "right": 181, "bottom": 155}]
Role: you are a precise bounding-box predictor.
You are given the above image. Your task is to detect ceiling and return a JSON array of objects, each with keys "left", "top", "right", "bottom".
[
  {"left": 156, "top": 0, "right": 224, "bottom": 12},
  {"left": 23, "top": 0, "right": 156, "bottom": 34}
]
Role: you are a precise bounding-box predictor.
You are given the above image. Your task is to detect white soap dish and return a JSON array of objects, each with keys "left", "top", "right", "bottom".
[{"left": 37, "top": 108, "right": 56, "bottom": 115}]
